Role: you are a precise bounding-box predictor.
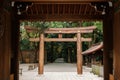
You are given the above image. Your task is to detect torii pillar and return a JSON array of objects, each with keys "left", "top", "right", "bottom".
[
  {"left": 77, "top": 32, "right": 82, "bottom": 74},
  {"left": 38, "top": 34, "right": 44, "bottom": 74}
]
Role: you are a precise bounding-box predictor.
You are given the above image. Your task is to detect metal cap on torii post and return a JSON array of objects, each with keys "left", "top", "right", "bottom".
[{"left": 25, "top": 26, "right": 96, "bottom": 75}]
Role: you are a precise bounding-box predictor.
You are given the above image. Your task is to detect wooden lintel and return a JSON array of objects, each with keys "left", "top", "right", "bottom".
[
  {"left": 45, "top": 38, "right": 77, "bottom": 42},
  {"left": 81, "top": 37, "right": 92, "bottom": 42},
  {"left": 13, "top": 0, "right": 111, "bottom": 3},
  {"left": 18, "top": 14, "right": 103, "bottom": 21},
  {"left": 25, "top": 26, "right": 96, "bottom": 33},
  {"left": 29, "top": 38, "right": 92, "bottom": 42},
  {"left": 26, "top": 30, "right": 38, "bottom": 33},
  {"left": 47, "top": 26, "right": 96, "bottom": 30},
  {"left": 44, "top": 30, "right": 93, "bottom": 34},
  {"left": 24, "top": 26, "right": 39, "bottom": 33}
]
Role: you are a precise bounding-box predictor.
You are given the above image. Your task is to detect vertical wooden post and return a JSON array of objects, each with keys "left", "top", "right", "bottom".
[
  {"left": 11, "top": 11, "right": 20, "bottom": 80},
  {"left": 68, "top": 48, "right": 71, "bottom": 63},
  {"left": 0, "top": 9, "right": 12, "bottom": 80},
  {"left": 103, "top": 7, "right": 113, "bottom": 80},
  {"left": 58, "top": 33, "right": 62, "bottom": 38},
  {"left": 77, "top": 32, "right": 82, "bottom": 74},
  {"left": 39, "top": 34, "right": 44, "bottom": 74}
]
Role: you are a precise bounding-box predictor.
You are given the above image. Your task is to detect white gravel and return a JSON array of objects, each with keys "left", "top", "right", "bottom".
[{"left": 19, "top": 63, "right": 103, "bottom": 80}]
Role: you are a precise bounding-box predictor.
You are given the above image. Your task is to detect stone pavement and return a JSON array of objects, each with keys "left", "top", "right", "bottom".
[{"left": 19, "top": 63, "right": 103, "bottom": 80}]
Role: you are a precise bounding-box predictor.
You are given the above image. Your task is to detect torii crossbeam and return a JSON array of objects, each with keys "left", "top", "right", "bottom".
[{"left": 25, "top": 26, "right": 96, "bottom": 75}]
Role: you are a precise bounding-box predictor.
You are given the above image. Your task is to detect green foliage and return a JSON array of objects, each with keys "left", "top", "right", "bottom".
[
  {"left": 20, "top": 39, "right": 30, "bottom": 50},
  {"left": 82, "top": 21, "right": 94, "bottom": 26},
  {"left": 82, "top": 21, "right": 103, "bottom": 31},
  {"left": 93, "top": 21, "right": 103, "bottom": 32},
  {"left": 20, "top": 21, "right": 103, "bottom": 62},
  {"left": 81, "top": 21, "right": 103, "bottom": 51},
  {"left": 20, "top": 21, "right": 48, "bottom": 50}
]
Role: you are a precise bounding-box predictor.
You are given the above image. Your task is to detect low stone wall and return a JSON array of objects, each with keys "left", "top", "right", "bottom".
[{"left": 92, "top": 65, "right": 104, "bottom": 77}]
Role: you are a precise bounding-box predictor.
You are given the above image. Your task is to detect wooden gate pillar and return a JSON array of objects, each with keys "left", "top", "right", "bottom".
[
  {"left": 39, "top": 34, "right": 44, "bottom": 74},
  {"left": 103, "top": 8, "right": 113, "bottom": 80},
  {"left": 77, "top": 32, "right": 82, "bottom": 74}
]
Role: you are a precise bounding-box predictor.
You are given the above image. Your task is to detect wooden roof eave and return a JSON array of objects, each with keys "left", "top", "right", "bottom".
[
  {"left": 13, "top": 0, "right": 109, "bottom": 21},
  {"left": 82, "top": 42, "right": 103, "bottom": 55},
  {"left": 18, "top": 14, "right": 104, "bottom": 21},
  {"left": 12, "top": 0, "right": 112, "bottom": 3}
]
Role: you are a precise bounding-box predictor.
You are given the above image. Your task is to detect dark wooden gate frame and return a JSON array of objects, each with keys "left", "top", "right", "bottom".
[{"left": 0, "top": 0, "right": 116, "bottom": 80}]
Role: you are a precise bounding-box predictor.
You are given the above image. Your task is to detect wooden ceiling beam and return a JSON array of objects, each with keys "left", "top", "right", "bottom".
[
  {"left": 68, "top": 4, "right": 70, "bottom": 14},
  {"left": 84, "top": 5, "right": 88, "bottom": 15},
  {"left": 89, "top": 6, "right": 92, "bottom": 15},
  {"left": 79, "top": 5, "right": 82, "bottom": 14},
  {"left": 41, "top": 5, "right": 44, "bottom": 14},
  {"left": 18, "top": 14, "right": 103, "bottom": 21},
  {"left": 35, "top": 5, "right": 38, "bottom": 15},
  {"left": 63, "top": 5, "right": 65, "bottom": 14},
  {"left": 58, "top": 5, "right": 60, "bottom": 15},
  {"left": 30, "top": 7, "right": 33, "bottom": 15},
  {"left": 12, "top": 0, "right": 112, "bottom": 3},
  {"left": 52, "top": 4, "right": 54, "bottom": 15},
  {"left": 46, "top": 5, "right": 48, "bottom": 14},
  {"left": 74, "top": 5, "right": 76, "bottom": 14}
]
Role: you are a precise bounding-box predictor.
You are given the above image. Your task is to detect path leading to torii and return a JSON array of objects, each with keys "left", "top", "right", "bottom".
[{"left": 19, "top": 62, "right": 103, "bottom": 80}]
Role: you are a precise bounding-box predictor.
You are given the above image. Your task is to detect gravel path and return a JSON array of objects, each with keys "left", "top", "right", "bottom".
[{"left": 19, "top": 63, "right": 103, "bottom": 80}]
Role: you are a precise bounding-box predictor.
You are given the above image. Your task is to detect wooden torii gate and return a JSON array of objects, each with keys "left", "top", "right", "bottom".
[{"left": 26, "top": 26, "right": 96, "bottom": 75}]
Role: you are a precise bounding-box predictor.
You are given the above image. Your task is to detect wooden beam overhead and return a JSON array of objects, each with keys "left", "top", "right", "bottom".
[
  {"left": 25, "top": 26, "right": 96, "bottom": 33},
  {"left": 84, "top": 5, "right": 88, "bottom": 15},
  {"left": 27, "top": 30, "right": 94, "bottom": 33},
  {"left": 29, "top": 38, "right": 92, "bottom": 42},
  {"left": 18, "top": 14, "right": 103, "bottom": 21},
  {"left": 29, "top": 38, "right": 39, "bottom": 42},
  {"left": 81, "top": 37, "right": 92, "bottom": 41},
  {"left": 45, "top": 38, "right": 77, "bottom": 42},
  {"left": 47, "top": 26, "right": 96, "bottom": 30},
  {"left": 12, "top": 0, "right": 111, "bottom": 3},
  {"left": 30, "top": 7, "right": 33, "bottom": 15},
  {"left": 13, "top": 0, "right": 111, "bottom": 21},
  {"left": 44, "top": 30, "right": 93, "bottom": 33},
  {"left": 35, "top": 5, "right": 38, "bottom": 15}
]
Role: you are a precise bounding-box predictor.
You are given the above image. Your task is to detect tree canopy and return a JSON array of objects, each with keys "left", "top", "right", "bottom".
[{"left": 20, "top": 21, "right": 103, "bottom": 63}]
